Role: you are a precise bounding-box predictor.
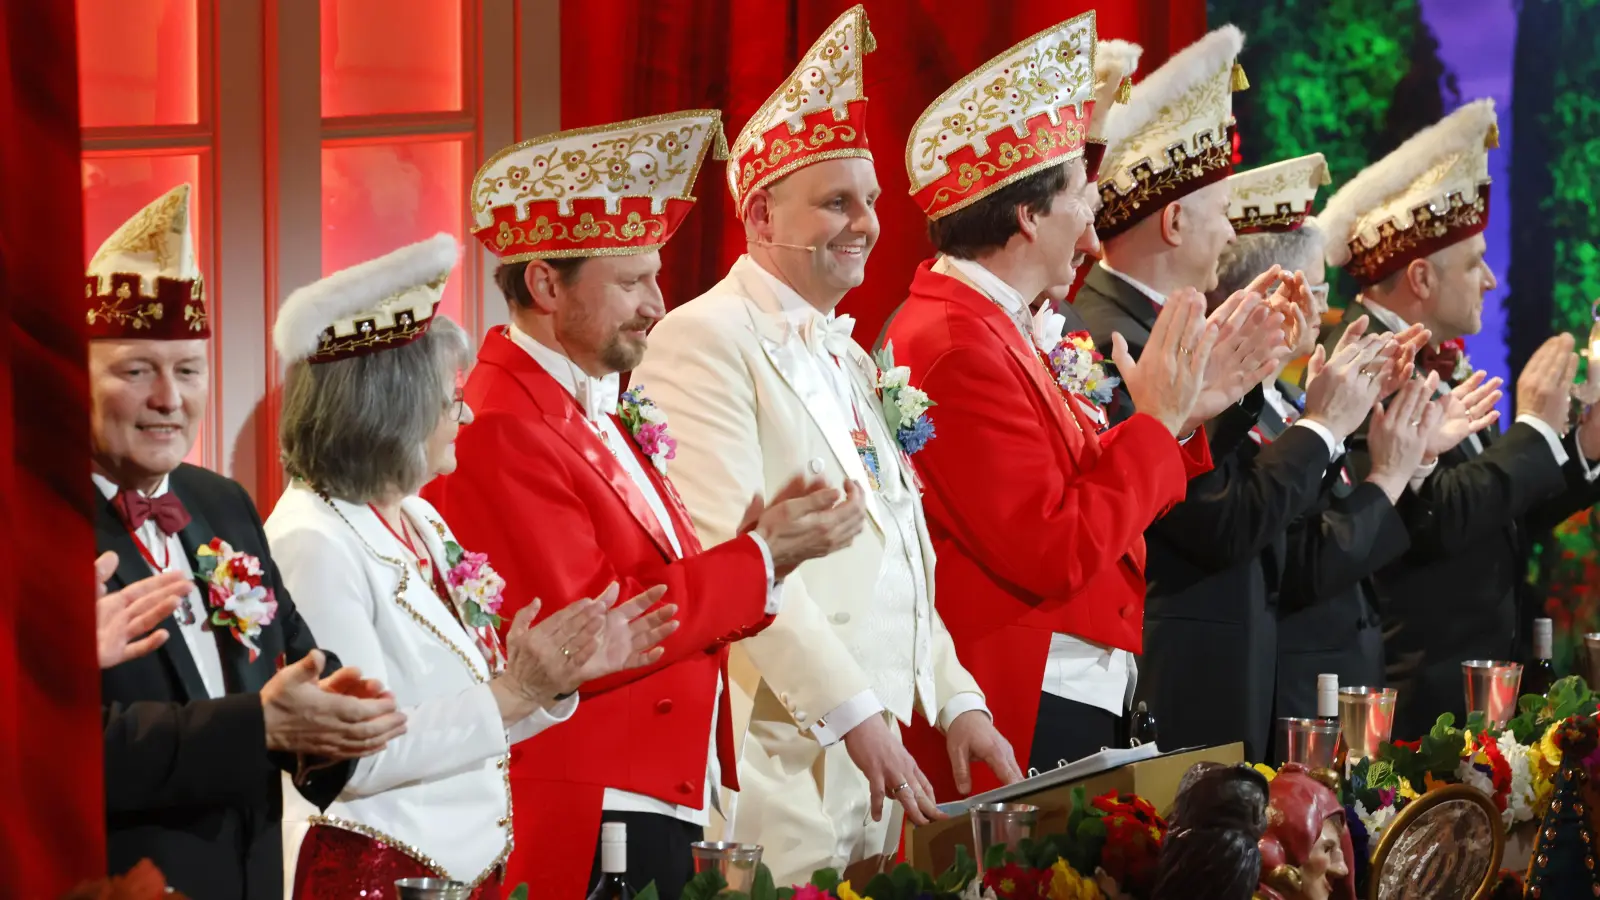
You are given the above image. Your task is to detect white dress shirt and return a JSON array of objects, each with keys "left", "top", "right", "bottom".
[
  {"left": 1261, "top": 380, "right": 1343, "bottom": 459},
  {"left": 1359, "top": 298, "right": 1600, "bottom": 484},
  {"left": 943, "top": 256, "right": 1136, "bottom": 718},
  {"left": 508, "top": 324, "right": 781, "bottom": 826},
  {"left": 746, "top": 264, "right": 989, "bottom": 742},
  {"left": 93, "top": 472, "right": 227, "bottom": 699}
]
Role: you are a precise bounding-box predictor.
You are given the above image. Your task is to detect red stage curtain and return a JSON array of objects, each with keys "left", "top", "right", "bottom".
[
  {"left": 0, "top": 2, "right": 102, "bottom": 895},
  {"left": 561, "top": 0, "right": 1207, "bottom": 343}
]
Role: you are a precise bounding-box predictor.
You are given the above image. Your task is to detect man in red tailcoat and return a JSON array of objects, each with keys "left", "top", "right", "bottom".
[
  {"left": 886, "top": 14, "right": 1287, "bottom": 795},
  {"left": 424, "top": 111, "right": 866, "bottom": 900}
]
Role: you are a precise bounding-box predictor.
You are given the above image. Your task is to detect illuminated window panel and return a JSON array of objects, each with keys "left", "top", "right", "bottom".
[
  {"left": 77, "top": 0, "right": 200, "bottom": 128},
  {"left": 321, "top": 137, "right": 467, "bottom": 324},
  {"left": 81, "top": 152, "right": 212, "bottom": 466},
  {"left": 320, "top": 0, "right": 464, "bottom": 118}
]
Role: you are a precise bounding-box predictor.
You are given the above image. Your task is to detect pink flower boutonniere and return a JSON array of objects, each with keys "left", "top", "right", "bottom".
[
  {"left": 1046, "top": 330, "right": 1121, "bottom": 410},
  {"left": 194, "top": 539, "right": 278, "bottom": 661},
  {"left": 618, "top": 385, "right": 677, "bottom": 474},
  {"left": 438, "top": 526, "right": 508, "bottom": 672}
]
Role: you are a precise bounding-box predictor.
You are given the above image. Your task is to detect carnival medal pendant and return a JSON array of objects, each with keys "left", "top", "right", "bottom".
[{"left": 852, "top": 427, "right": 882, "bottom": 492}]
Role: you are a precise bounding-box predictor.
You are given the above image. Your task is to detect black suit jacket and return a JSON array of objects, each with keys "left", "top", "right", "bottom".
[
  {"left": 99, "top": 464, "right": 351, "bottom": 900},
  {"left": 1074, "top": 267, "right": 1332, "bottom": 760},
  {"left": 1322, "top": 303, "right": 1600, "bottom": 738},
  {"left": 1275, "top": 446, "right": 1407, "bottom": 719}
]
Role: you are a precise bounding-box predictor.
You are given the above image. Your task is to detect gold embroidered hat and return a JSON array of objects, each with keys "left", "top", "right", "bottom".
[
  {"left": 907, "top": 12, "right": 1097, "bottom": 221},
  {"left": 1320, "top": 99, "right": 1497, "bottom": 286},
  {"left": 274, "top": 233, "right": 459, "bottom": 364},
  {"left": 1096, "top": 25, "right": 1247, "bottom": 239},
  {"left": 85, "top": 183, "right": 208, "bottom": 340},
  {"left": 1226, "top": 153, "right": 1330, "bottom": 234},
  {"left": 470, "top": 110, "right": 727, "bottom": 261},
  {"left": 727, "top": 5, "right": 875, "bottom": 216},
  {"left": 1084, "top": 39, "right": 1142, "bottom": 183}
]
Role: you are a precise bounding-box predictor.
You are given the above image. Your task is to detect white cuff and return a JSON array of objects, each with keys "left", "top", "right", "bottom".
[
  {"left": 1516, "top": 414, "right": 1570, "bottom": 467},
  {"left": 746, "top": 532, "right": 784, "bottom": 615},
  {"left": 810, "top": 689, "right": 884, "bottom": 747},
  {"left": 1290, "top": 419, "right": 1340, "bottom": 458},
  {"left": 508, "top": 691, "right": 579, "bottom": 745},
  {"left": 1408, "top": 458, "right": 1440, "bottom": 493},
  {"left": 1178, "top": 431, "right": 1194, "bottom": 446},
  {"left": 936, "top": 692, "right": 990, "bottom": 732}
]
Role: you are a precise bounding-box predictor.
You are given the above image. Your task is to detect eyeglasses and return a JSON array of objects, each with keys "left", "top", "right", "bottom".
[
  {"left": 446, "top": 390, "right": 467, "bottom": 422},
  {"left": 1308, "top": 283, "right": 1330, "bottom": 310}
]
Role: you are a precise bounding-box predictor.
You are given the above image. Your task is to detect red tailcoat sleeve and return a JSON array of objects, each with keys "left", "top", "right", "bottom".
[
  {"left": 914, "top": 343, "right": 1203, "bottom": 599},
  {"left": 430, "top": 409, "right": 772, "bottom": 695}
]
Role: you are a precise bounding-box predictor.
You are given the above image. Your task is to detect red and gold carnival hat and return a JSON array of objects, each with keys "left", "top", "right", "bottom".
[
  {"left": 1319, "top": 99, "right": 1497, "bottom": 286},
  {"left": 273, "top": 233, "right": 460, "bottom": 364},
  {"left": 469, "top": 111, "right": 726, "bottom": 261},
  {"left": 1095, "top": 25, "right": 1247, "bottom": 239},
  {"left": 727, "top": 4, "right": 875, "bottom": 216},
  {"left": 906, "top": 12, "right": 1098, "bottom": 221},
  {"left": 1226, "top": 153, "right": 1330, "bottom": 235},
  {"left": 1084, "top": 39, "right": 1142, "bottom": 183},
  {"left": 84, "top": 183, "right": 209, "bottom": 340}
]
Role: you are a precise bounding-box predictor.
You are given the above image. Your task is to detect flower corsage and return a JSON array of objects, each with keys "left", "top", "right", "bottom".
[
  {"left": 1047, "top": 331, "right": 1120, "bottom": 411},
  {"left": 618, "top": 384, "right": 677, "bottom": 474},
  {"left": 874, "top": 342, "right": 936, "bottom": 454},
  {"left": 194, "top": 539, "right": 278, "bottom": 661}
]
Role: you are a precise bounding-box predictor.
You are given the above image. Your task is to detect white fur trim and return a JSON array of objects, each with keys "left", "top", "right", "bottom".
[
  {"left": 273, "top": 233, "right": 460, "bottom": 362},
  {"left": 1320, "top": 98, "right": 1496, "bottom": 267},
  {"left": 1100, "top": 25, "right": 1243, "bottom": 191}
]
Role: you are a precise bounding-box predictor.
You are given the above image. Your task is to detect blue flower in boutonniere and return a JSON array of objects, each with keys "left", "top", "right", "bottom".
[
  {"left": 617, "top": 384, "right": 677, "bottom": 474},
  {"left": 1047, "top": 330, "right": 1121, "bottom": 410},
  {"left": 873, "top": 342, "right": 936, "bottom": 455}
]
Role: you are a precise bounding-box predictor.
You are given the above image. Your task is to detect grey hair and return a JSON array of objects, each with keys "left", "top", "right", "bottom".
[
  {"left": 279, "top": 316, "right": 473, "bottom": 502},
  {"left": 1207, "top": 219, "right": 1327, "bottom": 307}
]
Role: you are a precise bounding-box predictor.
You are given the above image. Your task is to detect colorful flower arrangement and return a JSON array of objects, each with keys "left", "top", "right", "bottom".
[
  {"left": 1345, "top": 675, "right": 1600, "bottom": 846},
  {"left": 441, "top": 540, "right": 506, "bottom": 630},
  {"left": 618, "top": 384, "right": 677, "bottom": 474},
  {"left": 194, "top": 538, "right": 278, "bottom": 661},
  {"left": 874, "top": 343, "right": 936, "bottom": 455},
  {"left": 1044, "top": 331, "right": 1120, "bottom": 414},
  {"left": 624, "top": 787, "right": 1168, "bottom": 900}
]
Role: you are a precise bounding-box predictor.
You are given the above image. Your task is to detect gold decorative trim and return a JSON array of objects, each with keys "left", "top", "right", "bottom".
[
  {"left": 738, "top": 122, "right": 863, "bottom": 196},
  {"left": 925, "top": 130, "right": 1088, "bottom": 220},
  {"left": 1096, "top": 121, "right": 1233, "bottom": 236},
  {"left": 904, "top": 11, "right": 1096, "bottom": 188},
  {"left": 729, "top": 5, "right": 872, "bottom": 165},
  {"left": 1230, "top": 203, "right": 1311, "bottom": 234},
  {"left": 1367, "top": 783, "right": 1502, "bottom": 900},
  {"left": 305, "top": 815, "right": 511, "bottom": 890},
  {"left": 470, "top": 109, "right": 724, "bottom": 223},
  {"left": 487, "top": 210, "right": 670, "bottom": 256},
  {"left": 1346, "top": 182, "right": 1490, "bottom": 285},
  {"left": 494, "top": 241, "right": 667, "bottom": 264}
]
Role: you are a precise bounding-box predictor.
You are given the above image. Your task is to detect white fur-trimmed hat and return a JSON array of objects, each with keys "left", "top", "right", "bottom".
[{"left": 1226, "top": 153, "right": 1330, "bottom": 234}]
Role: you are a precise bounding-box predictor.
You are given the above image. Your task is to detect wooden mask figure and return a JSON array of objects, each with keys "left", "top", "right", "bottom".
[{"left": 1257, "top": 764, "right": 1357, "bottom": 900}]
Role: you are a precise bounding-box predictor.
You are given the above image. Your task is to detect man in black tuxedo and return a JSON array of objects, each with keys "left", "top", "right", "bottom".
[
  {"left": 86, "top": 185, "right": 406, "bottom": 899},
  {"left": 1317, "top": 100, "right": 1600, "bottom": 739}
]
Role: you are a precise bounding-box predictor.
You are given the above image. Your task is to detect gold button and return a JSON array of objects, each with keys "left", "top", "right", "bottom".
[{"left": 498, "top": 816, "right": 510, "bottom": 826}]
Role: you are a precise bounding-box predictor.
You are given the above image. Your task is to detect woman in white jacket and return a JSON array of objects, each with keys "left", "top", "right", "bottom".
[{"left": 265, "top": 235, "right": 677, "bottom": 898}]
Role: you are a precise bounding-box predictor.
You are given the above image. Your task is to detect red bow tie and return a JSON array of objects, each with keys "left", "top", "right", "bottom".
[{"left": 113, "top": 490, "right": 192, "bottom": 536}]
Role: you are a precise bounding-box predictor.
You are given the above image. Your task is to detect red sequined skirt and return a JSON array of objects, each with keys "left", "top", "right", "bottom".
[{"left": 291, "top": 822, "right": 503, "bottom": 900}]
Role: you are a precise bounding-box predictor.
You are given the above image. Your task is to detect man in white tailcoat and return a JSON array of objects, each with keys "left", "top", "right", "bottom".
[{"left": 632, "top": 5, "right": 1022, "bottom": 886}]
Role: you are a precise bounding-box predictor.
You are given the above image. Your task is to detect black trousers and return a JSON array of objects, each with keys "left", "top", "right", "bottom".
[
  {"left": 586, "top": 810, "right": 703, "bottom": 900},
  {"left": 1027, "top": 692, "right": 1123, "bottom": 772}
]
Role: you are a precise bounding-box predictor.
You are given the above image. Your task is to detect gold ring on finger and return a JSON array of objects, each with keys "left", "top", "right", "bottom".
[
  {"left": 893, "top": 781, "right": 912, "bottom": 794},
  {"left": 560, "top": 645, "right": 571, "bottom": 658}
]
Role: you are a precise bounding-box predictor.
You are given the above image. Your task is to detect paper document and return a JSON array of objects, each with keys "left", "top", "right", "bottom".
[{"left": 935, "top": 743, "right": 1164, "bottom": 816}]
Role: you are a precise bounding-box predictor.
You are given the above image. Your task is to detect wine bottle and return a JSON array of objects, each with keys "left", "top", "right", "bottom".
[
  {"left": 586, "top": 822, "right": 635, "bottom": 900},
  {"left": 1129, "top": 701, "right": 1158, "bottom": 747},
  {"left": 1526, "top": 618, "right": 1556, "bottom": 696},
  {"left": 1316, "top": 674, "right": 1339, "bottom": 723}
]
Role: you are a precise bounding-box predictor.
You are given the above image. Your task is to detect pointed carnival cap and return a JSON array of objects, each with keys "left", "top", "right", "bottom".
[
  {"left": 727, "top": 4, "right": 875, "bottom": 216},
  {"left": 274, "top": 233, "right": 460, "bottom": 364},
  {"left": 84, "top": 183, "right": 209, "bottom": 339},
  {"left": 1319, "top": 99, "right": 1497, "bottom": 286},
  {"left": 1083, "top": 38, "right": 1142, "bottom": 182},
  {"left": 906, "top": 11, "right": 1097, "bottom": 220},
  {"left": 1096, "top": 25, "right": 1247, "bottom": 239},
  {"left": 469, "top": 110, "right": 726, "bottom": 261},
  {"left": 1226, "top": 152, "right": 1330, "bottom": 234}
]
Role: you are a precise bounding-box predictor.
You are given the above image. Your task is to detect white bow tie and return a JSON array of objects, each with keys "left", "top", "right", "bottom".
[
  {"left": 1031, "top": 304, "right": 1066, "bottom": 354},
  {"left": 802, "top": 313, "right": 857, "bottom": 360},
  {"left": 576, "top": 371, "right": 622, "bottom": 423}
]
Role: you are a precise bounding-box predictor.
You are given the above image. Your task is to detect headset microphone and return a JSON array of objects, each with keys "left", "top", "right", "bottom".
[{"left": 752, "top": 239, "right": 818, "bottom": 252}]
